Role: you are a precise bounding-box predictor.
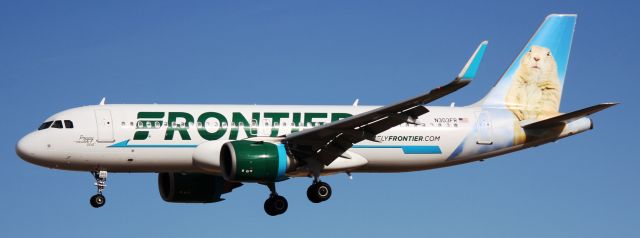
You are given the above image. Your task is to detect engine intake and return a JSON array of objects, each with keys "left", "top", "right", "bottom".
[
  {"left": 158, "top": 172, "right": 241, "bottom": 203},
  {"left": 220, "top": 140, "right": 290, "bottom": 182}
]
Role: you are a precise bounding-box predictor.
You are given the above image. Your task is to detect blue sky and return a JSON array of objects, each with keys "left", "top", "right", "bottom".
[{"left": 1, "top": 1, "right": 638, "bottom": 237}]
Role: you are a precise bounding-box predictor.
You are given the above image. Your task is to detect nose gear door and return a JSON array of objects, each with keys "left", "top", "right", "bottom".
[{"left": 95, "top": 109, "right": 115, "bottom": 143}]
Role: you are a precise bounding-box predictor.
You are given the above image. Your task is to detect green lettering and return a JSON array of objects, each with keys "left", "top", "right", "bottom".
[
  {"left": 197, "top": 112, "right": 228, "bottom": 140},
  {"left": 165, "top": 112, "right": 194, "bottom": 140},
  {"left": 331, "top": 113, "right": 352, "bottom": 122},
  {"left": 133, "top": 131, "right": 149, "bottom": 140},
  {"left": 230, "top": 112, "right": 260, "bottom": 140},
  {"left": 304, "top": 113, "right": 327, "bottom": 126},
  {"left": 264, "top": 112, "right": 289, "bottom": 137},
  {"left": 137, "top": 112, "right": 164, "bottom": 119},
  {"left": 134, "top": 112, "right": 165, "bottom": 140},
  {"left": 291, "top": 113, "right": 301, "bottom": 133}
]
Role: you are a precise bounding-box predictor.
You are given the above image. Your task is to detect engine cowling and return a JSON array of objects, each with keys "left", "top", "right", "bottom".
[
  {"left": 192, "top": 140, "right": 228, "bottom": 173},
  {"left": 220, "top": 140, "right": 291, "bottom": 182},
  {"left": 158, "top": 172, "right": 241, "bottom": 203}
]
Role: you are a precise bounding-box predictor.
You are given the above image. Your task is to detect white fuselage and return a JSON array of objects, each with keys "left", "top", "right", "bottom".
[{"left": 16, "top": 104, "right": 593, "bottom": 176}]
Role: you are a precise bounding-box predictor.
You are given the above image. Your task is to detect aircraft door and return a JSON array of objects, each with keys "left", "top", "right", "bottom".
[
  {"left": 95, "top": 109, "right": 115, "bottom": 143},
  {"left": 476, "top": 111, "right": 493, "bottom": 145}
]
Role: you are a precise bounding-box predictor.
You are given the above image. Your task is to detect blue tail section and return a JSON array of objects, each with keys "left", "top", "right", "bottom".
[{"left": 479, "top": 14, "right": 576, "bottom": 121}]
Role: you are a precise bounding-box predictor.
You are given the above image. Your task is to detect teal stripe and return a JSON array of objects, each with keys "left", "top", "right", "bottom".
[
  {"left": 402, "top": 146, "right": 442, "bottom": 154},
  {"left": 118, "top": 144, "right": 197, "bottom": 148},
  {"left": 108, "top": 140, "right": 441, "bottom": 155},
  {"left": 276, "top": 144, "right": 287, "bottom": 178},
  {"left": 108, "top": 140, "right": 197, "bottom": 148},
  {"left": 352, "top": 145, "right": 442, "bottom": 154}
]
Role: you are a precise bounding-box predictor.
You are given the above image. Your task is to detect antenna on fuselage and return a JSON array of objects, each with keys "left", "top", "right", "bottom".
[
  {"left": 99, "top": 97, "right": 106, "bottom": 105},
  {"left": 352, "top": 99, "right": 359, "bottom": 107}
]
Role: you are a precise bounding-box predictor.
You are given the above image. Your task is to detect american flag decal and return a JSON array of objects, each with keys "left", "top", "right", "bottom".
[{"left": 458, "top": 117, "right": 469, "bottom": 123}]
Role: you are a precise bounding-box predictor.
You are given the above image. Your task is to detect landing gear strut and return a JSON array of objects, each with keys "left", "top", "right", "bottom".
[
  {"left": 90, "top": 171, "right": 107, "bottom": 208},
  {"left": 307, "top": 179, "right": 332, "bottom": 203},
  {"left": 263, "top": 182, "right": 288, "bottom": 216}
]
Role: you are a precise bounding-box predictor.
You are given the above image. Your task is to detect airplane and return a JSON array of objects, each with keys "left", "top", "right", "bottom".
[{"left": 16, "top": 14, "right": 617, "bottom": 216}]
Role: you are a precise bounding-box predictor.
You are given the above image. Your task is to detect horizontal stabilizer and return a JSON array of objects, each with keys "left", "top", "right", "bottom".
[{"left": 523, "top": 102, "right": 618, "bottom": 129}]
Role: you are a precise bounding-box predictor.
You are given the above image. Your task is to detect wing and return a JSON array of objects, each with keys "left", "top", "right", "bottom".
[{"left": 283, "top": 41, "right": 488, "bottom": 166}]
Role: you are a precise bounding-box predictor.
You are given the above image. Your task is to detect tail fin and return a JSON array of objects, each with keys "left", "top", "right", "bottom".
[{"left": 479, "top": 14, "right": 577, "bottom": 121}]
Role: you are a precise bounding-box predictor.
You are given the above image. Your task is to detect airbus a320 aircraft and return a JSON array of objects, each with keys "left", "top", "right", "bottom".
[{"left": 17, "top": 14, "right": 616, "bottom": 216}]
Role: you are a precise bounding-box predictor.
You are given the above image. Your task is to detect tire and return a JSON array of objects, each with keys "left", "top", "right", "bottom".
[
  {"left": 315, "top": 182, "right": 332, "bottom": 202},
  {"left": 264, "top": 197, "right": 276, "bottom": 216},
  {"left": 307, "top": 182, "right": 332, "bottom": 203},
  {"left": 271, "top": 195, "right": 288, "bottom": 215},
  {"left": 264, "top": 196, "right": 288, "bottom": 216},
  {"left": 90, "top": 194, "right": 106, "bottom": 208},
  {"left": 307, "top": 184, "right": 321, "bottom": 203}
]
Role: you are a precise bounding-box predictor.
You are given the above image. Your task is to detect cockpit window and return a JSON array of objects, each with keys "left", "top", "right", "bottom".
[
  {"left": 51, "top": 120, "right": 63, "bottom": 129},
  {"left": 38, "top": 121, "right": 53, "bottom": 130},
  {"left": 64, "top": 120, "right": 74, "bottom": 128}
]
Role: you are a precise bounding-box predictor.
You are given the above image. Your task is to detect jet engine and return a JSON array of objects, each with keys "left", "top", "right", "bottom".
[
  {"left": 158, "top": 172, "right": 241, "bottom": 203},
  {"left": 220, "top": 140, "right": 292, "bottom": 182}
]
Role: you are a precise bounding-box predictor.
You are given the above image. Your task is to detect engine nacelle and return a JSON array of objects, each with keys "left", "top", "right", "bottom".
[
  {"left": 220, "top": 140, "right": 291, "bottom": 182},
  {"left": 192, "top": 140, "right": 228, "bottom": 173},
  {"left": 158, "top": 172, "right": 241, "bottom": 203}
]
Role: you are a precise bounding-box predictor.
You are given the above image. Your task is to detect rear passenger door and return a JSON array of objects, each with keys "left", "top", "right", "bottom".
[{"left": 475, "top": 111, "right": 493, "bottom": 145}]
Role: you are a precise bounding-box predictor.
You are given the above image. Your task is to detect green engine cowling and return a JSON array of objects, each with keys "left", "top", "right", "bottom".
[{"left": 220, "top": 140, "right": 290, "bottom": 182}]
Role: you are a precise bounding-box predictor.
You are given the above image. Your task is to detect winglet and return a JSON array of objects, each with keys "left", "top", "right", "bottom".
[{"left": 456, "top": 41, "right": 488, "bottom": 81}]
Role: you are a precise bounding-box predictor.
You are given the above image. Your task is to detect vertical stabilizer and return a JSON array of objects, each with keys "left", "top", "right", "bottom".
[{"left": 479, "top": 14, "right": 576, "bottom": 121}]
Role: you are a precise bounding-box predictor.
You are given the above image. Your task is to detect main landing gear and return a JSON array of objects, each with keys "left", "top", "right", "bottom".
[
  {"left": 307, "top": 180, "right": 332, "bottom": 203},
  {"left": 304, "top": 160, "right": 332, "bottom": 203},
  {"left": 90, "top": 171, "right": 108, "bottom": 208},
  {"left": 263, "top": 183, "right": 288, "bottom": 216}
]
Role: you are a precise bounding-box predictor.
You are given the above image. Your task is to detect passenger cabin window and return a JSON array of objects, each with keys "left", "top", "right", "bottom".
[
  {"left": 64, "top": 120, "right": 74, "bottom": 128},
  {"left": 38, "top": 121, "right": 53, "bottom": 130},
  {"left": 51, "top": 120, "right": 63, "bottom": 129}
]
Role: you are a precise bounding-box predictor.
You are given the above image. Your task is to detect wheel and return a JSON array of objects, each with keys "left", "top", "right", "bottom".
[
  {"left": 90, "top": 194, "right": 106, "bottom": 208},
  {"left": 307, "top": 181, "right": 332, "bottom": 203},
  {"left": 264, "top": 195, "right": 288, "bottom": 216}
]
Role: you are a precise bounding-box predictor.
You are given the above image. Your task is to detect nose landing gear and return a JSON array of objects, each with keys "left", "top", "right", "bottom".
[
  {"left": 90, "top": 171, "right": 108, "bottom": 208},
  {"left": 90, "top": 194, "right": 106, "bottom": 208}
]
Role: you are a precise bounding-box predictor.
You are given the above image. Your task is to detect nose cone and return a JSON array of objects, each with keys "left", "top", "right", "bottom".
[{"left": 16, "top": 132, "right": 43, "bottom": 165}]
